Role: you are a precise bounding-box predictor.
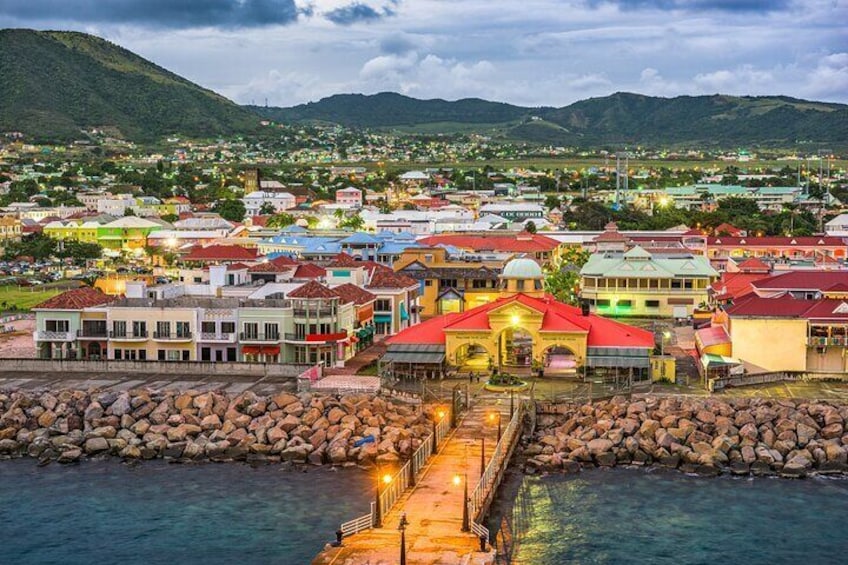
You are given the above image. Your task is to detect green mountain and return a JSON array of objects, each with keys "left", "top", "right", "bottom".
[
  {"left": 0, "top": 29, "right": 259, "bottom": 142},
  {"left": 255, "top": 91, "right": 848, "bottom": 147}
]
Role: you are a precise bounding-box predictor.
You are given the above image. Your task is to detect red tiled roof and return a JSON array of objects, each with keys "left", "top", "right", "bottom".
[
  {"left": 288, "top": 280, "right": 338, "bottom": 299},
  {"left": 419, "top": 233, "right": 561, "bottom": 253},
  {"left": 695, "top": 325, "right": 731, "bottom": 349},
  {"left": 727, "top": 295, "right": 848, "bottom": 321},
  {"left": 293, "top": 263, "right": 326, "bottom": 279},
  {"left": 387, "top": 293, "right": 653, "bottom": 348},
  {"left": 183, "top": 245, "right": 260, "bottom": 262},
  {"left": 711, "top": 272, "right": 764, "bottom": 301},
  {"left": 713, "top": 223, "right": 743, "bottom": 236},
  {"left": 327, "top": 253, "right": 360, "bottom": 268},
  {"left": 708, "top": 236, "right": 847, "bottom": 246},
  {"left": 332, "top": 283, "right": 376, "bottom": 305},
  {"left": 366, "top": 266, "right": 417, "bottom": 289},
  {"left": 751, "top": 271, "right": 848, "bottom": 292},
  {"left": 33, "top": 287, "right": 114, "bottom": 310},
  {"left": 227, "top": 262, "right": 250, "bottom": 271},
  {"left": 247, "top": 255, "right": 298, "bottom": 272},
  {"left": 735, "top": 257, "right": 771, "bottom": 273}
]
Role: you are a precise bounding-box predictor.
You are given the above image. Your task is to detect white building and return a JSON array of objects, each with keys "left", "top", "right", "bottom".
[
  {"left": 242, "top": 191, "right": 296, "bottom": 217},
  {"left": 336, "top": 187, "right": 363, "bottom": 207},
  {"left": 825, "top": 213, "right": 848, "bottom": 237}
]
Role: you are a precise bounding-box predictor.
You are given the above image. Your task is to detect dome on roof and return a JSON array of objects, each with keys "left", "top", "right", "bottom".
[{"left": 501, "top": 258, "right": 543, "bottom": 279}]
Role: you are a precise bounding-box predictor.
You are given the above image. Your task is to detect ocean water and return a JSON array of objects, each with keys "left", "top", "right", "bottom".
[
  {"left": 506, "top": 468, "right": 848, "bottom": 565},
  {"left": 0, "top": 460, "right": 372, "bottom": 565}
]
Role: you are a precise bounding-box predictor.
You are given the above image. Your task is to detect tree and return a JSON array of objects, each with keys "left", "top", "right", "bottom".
[
  {"left": 160, "top": 214, "right": 179, "bottom": 223},
  {"left": 215, "top": 199, "right": 246, "bottom": 222},
  {"left": 259, "top": 202, "right": 276, "bottom": 215},
  {"left": 59, "top": 240, "right": 102, "bottom": 263},
  {"left": 267, "top": 213, "right": 296, "bottom": 229},
  {"left": 524, "top": 221, "right": 537, "bottom": 234},
  {"left": 340, "top": 213, "right": 365, "bottom": 231},
  {"left": 543, "top": 247, "right": 590, "bottom": 306},
  {"left": 544, "top": 194, "right": 561, "bottom": 211}
]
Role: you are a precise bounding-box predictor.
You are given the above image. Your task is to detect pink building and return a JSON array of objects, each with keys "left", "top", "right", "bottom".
[{"left": 336, "top": 187, "right": 363, "bottom": 207}]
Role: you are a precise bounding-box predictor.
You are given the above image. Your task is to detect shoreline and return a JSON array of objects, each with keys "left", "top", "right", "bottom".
[
  {"left": 523, "top": 396, "right": 848, "bottom": 480},
  {"left": 0, "top": 388, "right": 431, "bottom": 467}
]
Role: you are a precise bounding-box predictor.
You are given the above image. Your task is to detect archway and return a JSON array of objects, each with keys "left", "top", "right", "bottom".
[
  {"left": 543, "top": 345, "right": 578, "bottom": 376},
  {"left": 499, "top": 327, "right": 533, "bottom": 368},
  {"left": 87, "top": 342, "right": 102, "bottom": 360},
  {"left": 456, "top": 343, "right": 492, "bottom": 372}
]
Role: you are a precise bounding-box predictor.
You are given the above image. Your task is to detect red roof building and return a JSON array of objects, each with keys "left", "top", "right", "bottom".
[
  {"left": 419, "top": 232, "right": 562, "bottom": 263},
  {"left": 33, "top": 287, "right": 114, "bottom": 310},
  {"left": 707, "top": 236, "right": 848, "bottom": 266},
  {"left": 182, "top": 244, "right": 261, "bottom": 264}
]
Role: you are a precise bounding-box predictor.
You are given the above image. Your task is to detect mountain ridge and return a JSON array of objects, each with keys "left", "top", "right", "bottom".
[{"left": 251, "top": 91, "right": 848, "bottom": 147}]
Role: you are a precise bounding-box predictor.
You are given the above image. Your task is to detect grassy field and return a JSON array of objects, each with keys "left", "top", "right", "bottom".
[{"left": 0, "top": 282, "right": 79, "bottom": 311}]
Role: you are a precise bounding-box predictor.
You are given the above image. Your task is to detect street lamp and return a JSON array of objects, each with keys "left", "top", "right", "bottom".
[
  {"left": 432, "top": 408, "right": 445, "bottom": 453},
  {"left": 374, "top": 471, "right": 392, "bottom": 528},
  {"left": 489, "top": 412, "right": 502, "bottom": 444},
  {"left": 660, "top": 330, "right": 671, "bottom": 382},
  {"left": 398, "top": 512, "right": 409, "bottom": 565}
]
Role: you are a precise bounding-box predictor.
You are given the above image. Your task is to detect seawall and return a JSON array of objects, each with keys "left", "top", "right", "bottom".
[{"left": 525, "top": 396, "right": 848, "bottom": 478}]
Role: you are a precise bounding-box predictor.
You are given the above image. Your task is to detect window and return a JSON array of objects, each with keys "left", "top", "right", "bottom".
[
  {"left": 243, "top": 323, "right": 259, "bottom": 339},
  {"left": 221, "top": 322, "right": 235, "bottom": 334},
  {"left": 671, "top": 280, "right": 682, "bottom": 289},
  {"left": 201, "top": 321, "right": 216, "bottom": 334},
  {"left": 132, "top": 321, "right": 146, "bottom": 337},
  {"left": 158, "top": 350, "right": 166, "bottom": 360},
  {"left": 618, "top": 300, "right": 633, "bottom": 307},
  {"left": 424, "top": 280, "right": 433, "bottom": 287},
  {"left": 684, "top": 280, "right": 693, "bottom": 289},
  {"left": 176, "top": 321, "right": 191, "bottom": 338},
  {"left": 646, "top": 300, "right": 660, "bottom": 308},
  {"left": 264, "top": 323, "right": 279, "bottom": 340},
  {"left": 113, "top": 321, "right": 127, "bottom": 337},
  {"left": 226, "top": 347, "right": 237, "bottom": 361},
  {"left": 375, "top": 299, "right": 391, "bottom": 312},
  {"left": 45, "top": 320, "right": 70, "bottom": 332},
  {"left": 115, "top": 349, "right": 123, "bottom": 360},
  {"left": 138, "top": 350, "right": 146, "bottom": 361},
  {"left": 472, "top": 280, "right": 489, "bottom": 289},
  {"left": 182, "top": 350, "right": 190, "bottom": 361},
  {"left": 193, "top": 277, "right": 202, "bottom": 283},
  {"left": 157, "top": 321, "right": 171, "bottom": 337},
  {"left": 424, "top": 254, "right": 433, "bottom": 263},
  {"left": 596, "top": 299, "right": 611, "bottom": 307},
  {"left": 439, "top": 279, "right": 458, "bottom": 288},
  {"left": 166, "top": 350, "right": 182, "bottom": 361}
]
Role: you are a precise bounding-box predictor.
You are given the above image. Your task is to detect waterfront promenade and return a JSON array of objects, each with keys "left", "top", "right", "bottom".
[{"left": 312, "top": 401, "right": 508, "bottom": 565}]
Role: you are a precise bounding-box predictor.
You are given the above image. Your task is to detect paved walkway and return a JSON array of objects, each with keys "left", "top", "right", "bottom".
[{"left": 312, "top": 401, "right": 508, "bottom": 565}]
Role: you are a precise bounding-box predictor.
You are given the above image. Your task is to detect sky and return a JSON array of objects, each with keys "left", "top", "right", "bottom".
[{"left": 1, "top": 0, "right": 846, "bottom": 108}]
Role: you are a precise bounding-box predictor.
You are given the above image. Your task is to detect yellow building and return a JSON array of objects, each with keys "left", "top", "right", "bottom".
[
  {"left": 394, "top": 247, "right": 512, "bottom": 317},
  {"left": 0, "top": 215, "right": 22, "bottom": 249},
  {"left": 383, "top": 259, "right": 657, "bottom": 380},
  {"left": 43, "top": 219, "right": 100, "bottom": 243}
]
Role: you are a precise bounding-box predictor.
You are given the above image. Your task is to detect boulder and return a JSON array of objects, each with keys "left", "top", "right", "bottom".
[
  {"left": 84, "top": 437, "right": 109, "bottom": 454},
  {"left": 57, "top": 448, "right": 82, "bottom": 464}
]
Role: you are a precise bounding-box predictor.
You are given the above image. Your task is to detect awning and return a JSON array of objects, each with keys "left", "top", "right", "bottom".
[
  {"left": 261, "top": 346, "right": 280, "bottom": 355},
  {"left": 400, "top": 303, "right": 409, "bottom": 321},
  {"left": 242, "top": 345, "right": 260, "bottom": 354},
  {"left": 381, "top": 351, "right": 446, "bottom": 364},
  {"left": 701, "top": 354, "right": 742, "bottom": 368},
  {"left": 375, "top": 314, "right": 392, "bottom": 323}
]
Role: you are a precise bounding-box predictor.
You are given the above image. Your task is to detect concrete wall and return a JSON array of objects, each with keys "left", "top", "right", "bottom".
[
  {"left": 729, "top": 318, "right": 808, "bottom": 372},
  {"left": 0, "top": 358, "right": 311, "bottom": 379}
]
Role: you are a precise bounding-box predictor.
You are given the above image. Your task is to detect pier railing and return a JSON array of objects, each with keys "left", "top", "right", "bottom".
[
  {"left": 466, "top": 400, "right": 529, "bottom": 543},
  {"left": 338, "top": 407, "right": 453, "bottom": 538}
]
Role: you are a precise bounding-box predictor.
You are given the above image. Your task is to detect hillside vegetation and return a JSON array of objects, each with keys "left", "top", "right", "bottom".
[
  {"left": 253, "top": 92, "right": 848, "bottom": 147},
  {"left": 0, "top": 29, "right": 259, "bottom": 142}
]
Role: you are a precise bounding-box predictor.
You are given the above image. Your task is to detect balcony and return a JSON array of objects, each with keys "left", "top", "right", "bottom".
[
  {"left": 198, "top": 332, "right": 236, "bottom": 343},
  {"left": 239, "top": 332, "right": 280, "bottom": 343},
  {"left": 284, "top": 331, "right": 347, "bottom": 344},
  {"left": 77, "top": 328, "right": 108, "bottom": 339},
  {"left": 34, "top": 330, "right": 74, "bottom": 342},
  {"left": 153, "top": 331, "right": 194, "bottom": 342},
  {"left": 808, "top": 337, "right": 828, "bottom": 347},
  {"left": 830, "top": 337, "right": 846, "bottom": 347},
  {"left": 293, "top": 307, "right": 335, "bottom": 318},
  {"left": 109, "top": 330, "right": 148, "bottom": 340}
]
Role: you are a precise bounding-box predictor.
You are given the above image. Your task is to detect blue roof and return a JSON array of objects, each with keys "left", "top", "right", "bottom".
[
  {"left": 280, "top": 225, "right": 308, "bottom": 233},
  {"left": 377, "top": 242, "right": 422, "bottom": 255},
  {"left": 340, "top": 232, "right": 381, "bottom": 244}
]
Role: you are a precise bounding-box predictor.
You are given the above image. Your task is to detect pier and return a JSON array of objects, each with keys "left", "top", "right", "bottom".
[{"left": 312, "top": 395, "right": 529, "bottom": 565}]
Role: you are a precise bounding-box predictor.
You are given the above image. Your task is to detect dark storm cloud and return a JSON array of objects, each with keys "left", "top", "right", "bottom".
[
  {"left": 586, "top": 0, "right": 792, "bottom": 11},
  {"left": 325, "top": 2, "right": 394, "bottom": 26},
  {"left": 0, "top": 0, "right": 300, "bottom": 29}
]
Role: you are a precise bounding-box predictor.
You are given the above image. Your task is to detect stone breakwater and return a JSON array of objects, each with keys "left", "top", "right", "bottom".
[
  {"left": 525, "top": 396, "right": 848, "bottom": 478},
  {"left": 0, "top": 389, "right": 430, "bottom": 466}
]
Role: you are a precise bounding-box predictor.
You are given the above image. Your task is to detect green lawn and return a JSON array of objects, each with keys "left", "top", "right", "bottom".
[{"left": 0, "top": 285, "right": 65, "bottom": 311}]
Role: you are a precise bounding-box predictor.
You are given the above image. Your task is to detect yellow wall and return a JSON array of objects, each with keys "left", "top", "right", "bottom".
[
  {"left": 445, "top": 302, "right": 588, "bottom": 367},
  {"left": 729, "top": 318, "right": 808, "bottom": 371},
  {"left": 651, "top": 356, "right": 676, "bottom": 382}
]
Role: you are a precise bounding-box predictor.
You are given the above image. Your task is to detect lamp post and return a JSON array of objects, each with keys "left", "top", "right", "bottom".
[
  {"left": 433, "top": 409, "right": 445, "bottom": 453},
  {"left": 489, "top": 412, "right": 502, "bottom": 444},
  {"left": 509, "top": 388, "right": 514, "bottom": 418},
  {"left": 398, "top": 512, "right": 409, "bottom": 565},
  {"left": 374, "top": 472, "right": 392, "bottom": 528},
  {"left": 480, "top": 437, "right": 485, "bottom": 479},
  {"left": 461, "top": 470, "right": 470, "bottom": 532},
  {"left": 660, "top": 330, "right": 671, "bottom": 382}
]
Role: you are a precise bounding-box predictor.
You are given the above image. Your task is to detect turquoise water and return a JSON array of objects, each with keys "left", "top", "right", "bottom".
[
  {"left": 0, "top": 460, "right": 372, "bottom": 565},
  {"left": 509, "top": 469, "right": 848, "bottom": 565}
]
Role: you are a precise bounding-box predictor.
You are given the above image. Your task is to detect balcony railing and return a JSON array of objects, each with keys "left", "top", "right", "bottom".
[
  {"left": 198, "top": 332, "right": 236, "bottom": 342},
  {"left": 808, "top": 337, "right": 829, "bottom": 347},
  {"left": 284, "top": 332, "right": 347, "bottom": 343},
  {"left": 284, "top": 333, "right": 308, "bottom": 342},
  {"left": 77, "top": 328, "right": 108, "bottom": 339},
  {"left": 153, "top": 331, "right": 194, "bottom": 340},
  {"left": 109, "top": 330, "right": 148, "bottom": 339},
  {"left": 293, "top": 307, "right": 335, "bottom": 317},
  {"left": 239, "top": 332, "right": 280, "bottom": 342},
  {"left": 34, "top": 330, "right": 74, "bottom": 342}
]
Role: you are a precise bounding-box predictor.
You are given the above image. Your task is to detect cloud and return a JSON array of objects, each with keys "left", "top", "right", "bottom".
[
  {"left": 804, "top": 52, "right": 848, "bottom": 99},
  {"left": 0, "top": 0, "right": 300, "bottom": 29},
  {"left": 585, "top": 0, "right": 792, "bottom": 11},
  {"left": 324, "top": 2, "right": 396, "bottom": 25}
]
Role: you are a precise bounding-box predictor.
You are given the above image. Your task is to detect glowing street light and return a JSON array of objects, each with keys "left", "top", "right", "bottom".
[
  {"left": 374, "top": 470, "right": 393, "bottom": 528},
  {"left": 488, "top": 412, "right": 502, "bottom": 444}
]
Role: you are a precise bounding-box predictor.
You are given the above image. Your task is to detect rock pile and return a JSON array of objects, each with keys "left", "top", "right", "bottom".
[
  {"left": 0, "top": 389, "right": 430, "bottom": 466},
  {"left": 526, "top": 396, "right": 848, "bottom": 478}
]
